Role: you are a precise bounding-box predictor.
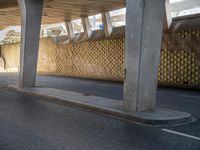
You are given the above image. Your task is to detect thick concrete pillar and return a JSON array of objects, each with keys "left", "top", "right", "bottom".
[
  {"left": 164, "top": 0, "right": 172, "bottom": 31},
  {"left": 124, "top": 0, "right": 166, "bottom": 112},
  {"left": 17, "top": 0, "right": 43, "bottom": 87},
  {"left": 81, "top": 16, "right": 92, "bottom": 39},
  {"left": 101, "top": 12, "right": 113, "bottom": 38},
  {"left": 65, "top": 20, "right": 74, "bottom": 40}
]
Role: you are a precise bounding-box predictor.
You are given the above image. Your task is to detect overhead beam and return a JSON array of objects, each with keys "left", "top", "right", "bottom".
[
  {"left": 171, "top": 13, "right": 200, "bottom": 32},
  {"left": 17, "top": 0, "right": 43, "bottom": 87},
  {"left": 81, "top": 16, "right": 92, "bottom": 39},
  {"left": 0, "top": 0, "right": 18, "bottom": 11},
  {"left": 65, "top": 20, "right": 74, "bottom": 40},
  {"left": 101, "top": 12, "right": 113, "bottom": 38},
  {"left": 124, "top": 0, "right": 165, "bottom": 112}
]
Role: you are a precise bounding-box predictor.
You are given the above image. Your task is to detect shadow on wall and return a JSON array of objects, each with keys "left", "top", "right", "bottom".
[
  {"left": 0, "top": 56, "right": 19, "bottom": 72},
  {"left": 0, "top": 57, "right": 6, "bottom": 72},
  {"left": 0, "top": 42, "right": 20, "bottom": 72}
]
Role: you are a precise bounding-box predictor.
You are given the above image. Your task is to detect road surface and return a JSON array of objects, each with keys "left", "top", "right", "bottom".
[{"left": 0, "top": 73, "right": 199, "bottom": 150}]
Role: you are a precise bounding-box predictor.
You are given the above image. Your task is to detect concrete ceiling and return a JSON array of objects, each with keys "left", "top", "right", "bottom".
[
  {"left": 1, "top": 0, "right": 199, "bottom": 31},
  {"left": 0, "top": 0, "right": 125, "bottom": 29}
]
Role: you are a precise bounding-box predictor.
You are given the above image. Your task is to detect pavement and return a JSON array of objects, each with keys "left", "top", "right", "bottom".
[
  {"left": 8, "top": 86, "right": 193, "bottom": 126},
  {"left": 0, "top": 73, "right": 199, "bottom": 150}
]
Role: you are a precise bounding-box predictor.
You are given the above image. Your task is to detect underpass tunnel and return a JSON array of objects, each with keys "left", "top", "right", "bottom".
[{"left": 0, "top": 0, "right": 199, "bottom": 113}]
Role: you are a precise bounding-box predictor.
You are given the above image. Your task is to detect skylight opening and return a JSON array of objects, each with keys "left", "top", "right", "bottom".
[
  {"left": 109, "top": 8, "right": 126, "bottom": 27},
  {"left": 88, "top": 14, "right": 103, "bottom": 31},
  {"left": 71, "top": 19, "right": 84, "bottom": 34},
  {"left": 171, "top": 7, "right": 200, "bottom": 17}
]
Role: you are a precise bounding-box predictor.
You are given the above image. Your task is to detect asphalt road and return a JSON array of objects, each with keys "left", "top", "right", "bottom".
[{"left": 0, "top": 73, "right": 199, "bottom": 150}]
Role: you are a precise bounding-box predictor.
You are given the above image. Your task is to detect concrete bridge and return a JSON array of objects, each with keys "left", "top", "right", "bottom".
[
  {"left": 0, "top": 0, "right": 168, "bottom": 113},
  {"left": 0, "top": 0, "right": 198, "bottom": 128},
  {"left": 0, "top": 1, "right": 199, "bottom": 149}
]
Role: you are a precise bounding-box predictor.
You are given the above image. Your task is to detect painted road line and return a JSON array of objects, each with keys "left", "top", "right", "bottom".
[
  {"left": 162, "top": 129, "right": 200, "bottom": 141},
  {"left": 181, "top": 95, "right": 200, "bottom": 99}
]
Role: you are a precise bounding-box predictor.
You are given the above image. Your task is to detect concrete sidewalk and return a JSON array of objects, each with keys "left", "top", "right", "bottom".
[{"left": 8, "top": 85, "right": 193, "bottom": 126}]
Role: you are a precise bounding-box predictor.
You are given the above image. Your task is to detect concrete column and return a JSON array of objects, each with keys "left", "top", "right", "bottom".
[
  {"left": 65, "top": 20, "right": 74, "bottom": 40},
  {"left": 101, "top": 12, "right": 113, "bottom": 38},
  {"left": 17, "top": 0, "right": 43, "bottom": 87},
  {"left": 124, "top": 0, "right": 165, "bottom": 112},
  {"left": 164, "top": 0, "right": 172, "bottom": 31},
  {"left": 81, "top": 16, "right": 92, "bottom": 39}
]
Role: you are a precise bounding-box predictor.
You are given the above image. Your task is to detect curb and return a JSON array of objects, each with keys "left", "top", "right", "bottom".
[{"left": 7, "top": 85, "right": 195, "bottom": 127}]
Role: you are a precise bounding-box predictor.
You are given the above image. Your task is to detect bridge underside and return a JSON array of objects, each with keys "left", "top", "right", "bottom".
[
  {"left": 0, "top": 0, "right": 179, "bottom": 113},
  {"left": 0, "top": 0, "right": 125, "bottom": 29}
]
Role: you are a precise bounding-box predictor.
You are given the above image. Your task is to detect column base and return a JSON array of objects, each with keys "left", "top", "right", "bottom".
[{"left": 8, "top": 85, "right": 195, "bottom": 127}]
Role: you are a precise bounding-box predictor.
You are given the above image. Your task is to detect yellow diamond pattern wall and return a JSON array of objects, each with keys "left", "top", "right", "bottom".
[{"left": 1, "top": 29, "right": 200, "bottom": 87}]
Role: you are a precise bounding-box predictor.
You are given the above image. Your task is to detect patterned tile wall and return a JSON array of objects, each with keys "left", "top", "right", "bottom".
[
  {"left": 1, "top": 29, "right": 200, "bottom": 87},
  {"left": 37, "top": 37, "right": 125, "bottom": 81},
  {"left": 160, "top": 29, "right": 200, "bottom": 86}
]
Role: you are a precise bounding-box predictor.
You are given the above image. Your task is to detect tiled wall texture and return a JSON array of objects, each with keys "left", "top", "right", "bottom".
[{"left": 1, "top": 29, "right": 200, "bottom": 87}]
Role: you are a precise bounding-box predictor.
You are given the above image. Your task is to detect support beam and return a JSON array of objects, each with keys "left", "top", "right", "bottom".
[
  {"left": 124, "top": 0, "right": 165, "bottom": 112},
  {"left": 164, "top": 0, "right": 172, "bottom": 31},
  {"left": 17, "top": 0, "right": 43, "bottom": 87},
  {"left": 81, "top": 16, "right": 92, "bottom": 39},
  {"left": 101, "top": 12, "right": 113, "bottom": 38},
  {"left": 65, "top": 20, "right": 74, "bottom": 40}
]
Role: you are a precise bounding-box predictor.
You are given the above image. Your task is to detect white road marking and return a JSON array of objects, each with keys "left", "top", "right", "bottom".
[
  {"left": 181, "top": 95, "right": 200, "bottom": 99},
  {"left": 162, "top": 129, "right": 200, "bottom": 141}
]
